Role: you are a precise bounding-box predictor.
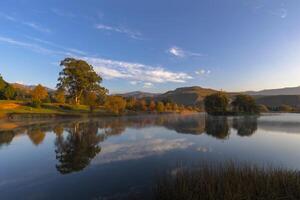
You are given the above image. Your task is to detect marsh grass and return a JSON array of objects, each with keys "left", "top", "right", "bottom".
[{"left": 154, "top": 163, "right": 300, "bottom": 200}]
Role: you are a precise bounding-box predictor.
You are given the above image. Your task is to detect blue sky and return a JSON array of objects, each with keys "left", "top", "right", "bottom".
[{"left": 1, "top": 0, "right": 300, "bottom": 93}]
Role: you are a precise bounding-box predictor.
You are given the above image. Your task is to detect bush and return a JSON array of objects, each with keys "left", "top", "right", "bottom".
[
  {"left": 232, "top": 94, "right": 259, "bottom": 114},
  {"left": 204, "top": 92, "right": 229, "bottom": 115},
  {"left": 31, "top": 100, "right": 41, "bottom": 108}
]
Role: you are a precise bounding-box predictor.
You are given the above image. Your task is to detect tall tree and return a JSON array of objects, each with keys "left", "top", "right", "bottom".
[{"left": 57, "top": 58, "right": 107, "bottom": 104}]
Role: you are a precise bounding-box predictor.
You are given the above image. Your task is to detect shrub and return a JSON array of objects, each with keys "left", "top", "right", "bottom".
[{"left": 204, "top": 92, "right": 229, "bottom": 115}]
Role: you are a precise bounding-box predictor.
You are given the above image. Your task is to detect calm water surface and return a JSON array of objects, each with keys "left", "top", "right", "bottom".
[{"left": 1, "top": 113, "right": 300, "bottom": 199}]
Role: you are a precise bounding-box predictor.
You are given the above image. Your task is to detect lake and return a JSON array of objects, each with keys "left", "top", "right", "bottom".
[{"left": 1, "top": 113, "right": 300, "bottom": 200}]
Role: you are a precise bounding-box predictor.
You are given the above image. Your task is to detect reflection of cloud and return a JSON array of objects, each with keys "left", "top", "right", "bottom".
[{"left": 93, "top": 138, "right": 193, "bottom": 164}]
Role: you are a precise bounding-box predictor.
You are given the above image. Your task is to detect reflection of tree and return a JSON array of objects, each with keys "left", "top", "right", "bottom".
[
  {"left": 55, "top": 121, "right": 104, "bottom": 174},
  {"left": 163, "top": 115, "right": 206, "bottom": 135},
  {"left": 27, "top": 128, "right": 46, "bottom": 146},
  {"left": 205, "top": 116, "right": 230, "bottom": 139},
  {"left": 232, "top": 117, "right": 258, "bottom": 137},
  {"left": 0, "top": 131, "right": 15, "bottom": 147}
]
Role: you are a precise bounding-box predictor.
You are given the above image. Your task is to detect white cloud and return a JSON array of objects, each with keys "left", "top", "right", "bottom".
[
  {"left": 129, "top": 81, "right": 138, "bottom": 85},
  {"left": 143, "top": 82, "right": 153, "bottom": 88},
  {"left": 168, "top": 46, "right": 203, "bottom": 58},
  {"left": 95, "top": 23, "right": 142, "bottom": 39},
  {"left": 169, "top": 46, "right": 185, "bottom": 57},
  {"left": 195, "top": 69, "right": 211, "bottom": 76},
  {"left": 84, "top": 56, "right": 193, "bottom": 84}
]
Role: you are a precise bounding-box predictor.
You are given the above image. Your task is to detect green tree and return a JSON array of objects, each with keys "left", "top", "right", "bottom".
[
  {"left": 156, "top": 101, "right": 165, "bottom": 113},
  {"left": 204, "top": 92, "right": 229, "bottom": 115},
  {"left": 3, "top": 85, "right": 15, "bottom": 100},
  {"left": 57, "top": 58, "right": 107, "bottom": 105},
  {"left": 232, "top": 94, "right": 259, "bottom": 114},
  {"left": 104, "top": 96, "right": 127, "bottom": 115}
]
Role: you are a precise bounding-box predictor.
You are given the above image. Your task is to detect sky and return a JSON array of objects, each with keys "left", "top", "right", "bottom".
[{"left": 1, "top": 0, "right": 300, "bottom": 93}]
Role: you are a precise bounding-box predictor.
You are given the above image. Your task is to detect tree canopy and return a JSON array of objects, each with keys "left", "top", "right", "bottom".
[
  {"left": 57, "top": 58, "right": 107, "bottom": 104},
  {"left": 204, "top": 92, "right": 229, "bottom": 115},
  {"left": 232, "top": 94, "right": 259, "bottom": 114}
]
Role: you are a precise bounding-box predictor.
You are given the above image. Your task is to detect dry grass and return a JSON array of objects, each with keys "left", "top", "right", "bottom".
[{"left": 154, "top": 163, "right": 300, "bottom": 200}]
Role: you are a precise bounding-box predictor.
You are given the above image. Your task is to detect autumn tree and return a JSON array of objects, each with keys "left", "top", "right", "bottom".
[
  {"left": 126, "top": 97, "right": 137, "bottom": 110},
  {"left": 204, "top": 92, "right": 229, "bottom": 115},
  {"left": 57, "top": 58, "right": 107, "bottom": 105},
  {"left": 156, "top": 101, "right": 165, "bottom": 113},
  {"left": 104, "top": 96, "right": 127, "bottom": 115},
  {"left": 84, "top": 92, "right": 98, "bottom": 112},
  {"left": 31, "top": 84, "right": 48, "bottom": 107},
  {"left": 54, "top": 89, "right": 65, "bottom": 103},
  {"left": 149, "top": 100, "right": 156, "bottom": 112}
]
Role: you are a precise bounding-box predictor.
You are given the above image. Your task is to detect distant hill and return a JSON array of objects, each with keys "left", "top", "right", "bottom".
[
  {"left": 11, "top": 83, "right": 55, "bottom": 93},
  {"left": 157, "top": 86, "right": 218, "bottom": 106},
  {"left": 245, "top": 86, "right": 300, "bottom": 96},
  {"left": 255, "top": 95, "right": 300, "bottom": 108},
  {"left": 117, "top": 91, "right": 161, "bottom": 99}
]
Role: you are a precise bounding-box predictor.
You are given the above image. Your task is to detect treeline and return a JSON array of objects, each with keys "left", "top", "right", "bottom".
[
  {"left": 204, "top": 92, "right": 261, "bottom": 115},
  {"left": 104, "top": 96, "right": 197, "bottom": 115}
]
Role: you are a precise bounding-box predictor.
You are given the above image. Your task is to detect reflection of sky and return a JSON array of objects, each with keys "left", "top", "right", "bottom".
[{"left": 2, "top": 114, "right": 300, "bottom": 199}]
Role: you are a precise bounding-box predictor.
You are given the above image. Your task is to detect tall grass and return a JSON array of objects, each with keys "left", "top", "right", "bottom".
[{"left": 154, "top": 163, "right": 300, "bottom": 200}]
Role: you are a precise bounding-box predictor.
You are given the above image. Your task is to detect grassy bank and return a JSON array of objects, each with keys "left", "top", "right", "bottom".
[{"left": 154, "top": 163, "right": 300, "bottom": 200}]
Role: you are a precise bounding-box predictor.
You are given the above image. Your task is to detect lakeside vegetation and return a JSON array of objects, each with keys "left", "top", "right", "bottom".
[{"left": 154, "top": 163, "right": 300, "bottom": 200}]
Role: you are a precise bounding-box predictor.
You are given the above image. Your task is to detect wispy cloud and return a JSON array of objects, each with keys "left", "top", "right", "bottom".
[
  {"left": 168, "top": 46, "right": 203, "bottom": 58},
  {"left": 0, "top": 12, "right": 51, "bottom": 33},
  {"left": 0, "top": 36, "right": 79, "bottom": 56},
  {"left": 27, "top": 37, "right": 87, "bottom": 55},
  {"left": 269, "top": 8, "right": 287, "bottom": 19},
  {"left": 51, "top": 8, "right": 75, "bottom": 18},
  {"left": 83, "top": 56, "right": 193, "bottom": 84},
  {"left": 95, "top": 23, "right": 142, "bottom": 39},
  {"left": 21, "top": 22, "right": 51, "bottom": 33}
]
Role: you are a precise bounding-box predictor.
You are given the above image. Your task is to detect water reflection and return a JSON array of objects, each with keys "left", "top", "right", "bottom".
[
  {"left": 55, "top": 122, "right": 104, "bottom": 174},
  {"left": 232, "top": 116, "right": 258, "bottom": 137},
  {"left": 3, "top": 114, "right": 300, "bottom": 174}
]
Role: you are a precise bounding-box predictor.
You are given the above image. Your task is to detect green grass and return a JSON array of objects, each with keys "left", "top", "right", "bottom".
[{"left": 154, "top": 163, "right": 300, "bottom": 200}]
